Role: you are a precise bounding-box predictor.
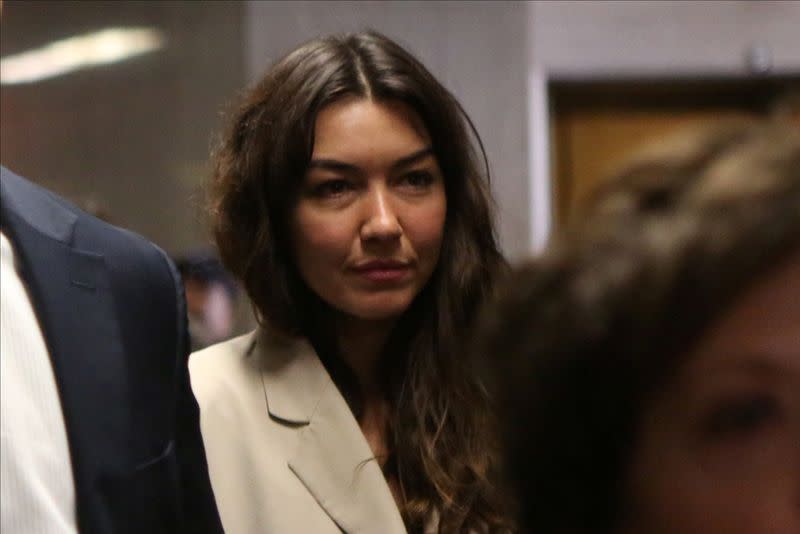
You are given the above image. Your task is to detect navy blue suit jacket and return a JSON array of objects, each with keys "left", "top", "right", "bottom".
[{"left": 0, "top": 167, "right": 223, "bottom": 534}]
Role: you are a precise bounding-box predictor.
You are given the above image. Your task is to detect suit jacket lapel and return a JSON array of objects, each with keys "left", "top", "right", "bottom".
[
  {"left": 256, "top": 329, "right": 407, "bottom": 534},
  {"left": 1, "top": 171, "right": 132, "bottom": 531}
]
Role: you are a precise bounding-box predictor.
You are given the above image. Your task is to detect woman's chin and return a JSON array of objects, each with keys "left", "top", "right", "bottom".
[{"left": 340, "top": 297, "right": 414, "bottom": 323}]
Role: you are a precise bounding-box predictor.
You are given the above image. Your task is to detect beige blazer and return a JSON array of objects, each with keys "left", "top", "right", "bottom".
[{"left": 189, "top": 329, "right": 408, "bottom": 534}]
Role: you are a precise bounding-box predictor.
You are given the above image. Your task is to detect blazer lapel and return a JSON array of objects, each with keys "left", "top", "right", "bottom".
[
  {"left": 257, "top": 329, "right": 407, "bottom": 534},
  {"left": 1, "top": 171, "right": 132, "bottom": 531}
]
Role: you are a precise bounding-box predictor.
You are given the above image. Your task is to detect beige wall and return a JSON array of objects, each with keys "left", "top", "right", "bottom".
[{"left": 531, "top": 0, "right": 800, "bottom": 79}]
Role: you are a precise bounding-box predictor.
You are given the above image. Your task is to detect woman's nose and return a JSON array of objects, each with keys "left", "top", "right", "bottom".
[{"left": 360, "top": 187, "right": 402, "bottom": 241}]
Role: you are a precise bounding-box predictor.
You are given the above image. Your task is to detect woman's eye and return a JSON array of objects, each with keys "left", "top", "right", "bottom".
[
  {"left": 313, "top": 179, "right": 352, "bottom": 198},
  {"left": 703, "top": 394, "right": 779, "bottom": 437},
  {"left": 399, "top": 171, "right": 435, "bottom": 189}
]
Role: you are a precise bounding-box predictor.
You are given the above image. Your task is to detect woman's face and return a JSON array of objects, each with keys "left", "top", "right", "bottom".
[
  {"left": 621, "top": 250, "right": 800, "bottom": 534},
  {"left": 291, "top": 97, "right": 446, "bottom": 322}
]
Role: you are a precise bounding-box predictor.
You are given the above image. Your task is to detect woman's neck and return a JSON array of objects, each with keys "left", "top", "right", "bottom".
[
  {"left": 334, "top": 314, "right": 398, "bottom": 483},
  {"left": 334, "top": 315, "right": 396, "bottom": 395}
]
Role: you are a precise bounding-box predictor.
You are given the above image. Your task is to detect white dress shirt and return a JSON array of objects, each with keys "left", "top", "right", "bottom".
[{"left": 1, "top": 231, "right": 78, "bottom": 534}]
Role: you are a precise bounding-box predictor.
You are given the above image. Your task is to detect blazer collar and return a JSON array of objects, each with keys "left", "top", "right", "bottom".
[
  {"left": 255, "top": 327, "right": 329, "bottom": 424},
  {"left": 254, "top": 327, "right": 407, "bottom": 534}
]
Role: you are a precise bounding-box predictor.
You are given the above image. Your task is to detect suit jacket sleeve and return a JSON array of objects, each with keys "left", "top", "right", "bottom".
[{"left": 156, "top": 247, "right": 225, "bottom": 534}]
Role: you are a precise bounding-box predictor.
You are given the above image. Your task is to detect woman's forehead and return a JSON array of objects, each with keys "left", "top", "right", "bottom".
[
  {"left": 310, "top": 99, "right": 433, "bottom": 165},
  {"left": 677, "top": 248, "right": 800, "bottom": 385}
]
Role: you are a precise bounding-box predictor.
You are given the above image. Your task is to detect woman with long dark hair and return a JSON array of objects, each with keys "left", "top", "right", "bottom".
[{"left": 189, "top": 31, "right": 511, "bottom": 533}]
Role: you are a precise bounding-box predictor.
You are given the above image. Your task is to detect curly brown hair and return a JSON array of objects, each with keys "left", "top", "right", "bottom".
[
  {"left": 209, "top": 31, "right": 511, "bottom": 532},
  {"left": 479, "top": 118, "right": 800, "bottom": 533}
]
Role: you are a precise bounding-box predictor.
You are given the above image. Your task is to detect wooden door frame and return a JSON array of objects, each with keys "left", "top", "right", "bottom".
[{"left": 524, "top": 0, "right": 800, "bottom": 252}]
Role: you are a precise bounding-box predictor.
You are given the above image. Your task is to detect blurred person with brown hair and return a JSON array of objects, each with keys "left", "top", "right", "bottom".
[
  {"left": 480, "top": 118, "right": 800, "bottom": 533},
  {"left": 189, "top": 31, "right": 513, "bottom": 533}
]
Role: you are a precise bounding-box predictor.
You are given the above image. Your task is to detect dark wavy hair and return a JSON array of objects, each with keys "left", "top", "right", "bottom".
[
  {"left": 479, "top": 118, "right": 800, "bottom": 533},
  {"left": 209, "top": 31, "right": 511, "bottom": 531}
]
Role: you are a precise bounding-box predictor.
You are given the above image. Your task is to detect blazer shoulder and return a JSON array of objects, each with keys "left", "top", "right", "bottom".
[
  {"left": 191, "top": 331, "right": 257, "bottom": 369},
  {"left": 189, "top": 331, "right": 259, "bottom": 405},
  {"left": 76, "top": 209, "right": 167, "bottom": 265},
  {"left": 68, "top": 209, "right": 183, "bottom": 311},
  {"left": 2, "top": 166, "right": 176, "bottom": 290}
]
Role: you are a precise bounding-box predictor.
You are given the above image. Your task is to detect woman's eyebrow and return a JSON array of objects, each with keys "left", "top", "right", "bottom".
[
  {"left": 306, "top": 159, "right": 360, "bottom": 173},
  {"left": 307, "top": 146, "right": 434, "bottom": 174},
  {"left": 390, "top": 146, "right": 434, "bottom": 171}
]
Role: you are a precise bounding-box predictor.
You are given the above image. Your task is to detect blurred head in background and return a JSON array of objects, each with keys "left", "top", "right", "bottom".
[
  {"left": 482, "top": 118, "right": 800, "bottom": 533},
  {"left": 176, "top": 251, "right": 238, "bottom": 351}
]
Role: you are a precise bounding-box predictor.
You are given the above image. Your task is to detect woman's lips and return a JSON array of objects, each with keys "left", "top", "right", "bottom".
[{"left": 352, "top": 260, "right": 411, "bottom": 282}]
